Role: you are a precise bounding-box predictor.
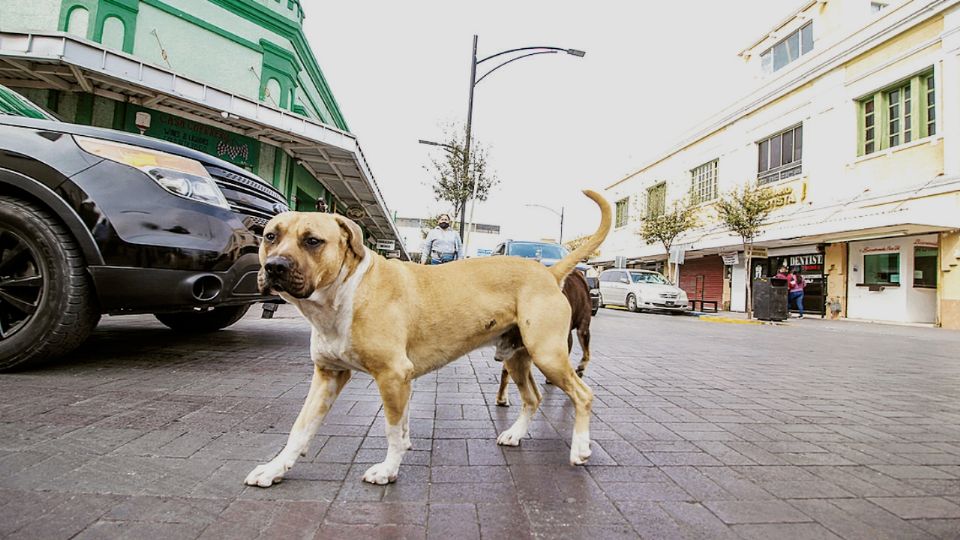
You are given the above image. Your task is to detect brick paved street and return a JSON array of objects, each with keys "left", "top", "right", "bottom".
[{"left": 2, "top": 306, "right": 960, "bottom": 539}]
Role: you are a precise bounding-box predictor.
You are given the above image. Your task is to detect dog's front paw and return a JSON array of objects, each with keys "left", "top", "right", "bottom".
[
  {"left": 569, "top": 432, "right": 592, "bottom": 465},
  {"left": 362, "top": 462, "right": 398, "bottom": 485},
  {"left": 244, "top": 460, "right": 289, "bottom": 487},
  {"left": 496, "top": 427, "right": 524, "bottom": 446},
  {"left": 496, "top": 397, "right": 510, "bottom": 407}
]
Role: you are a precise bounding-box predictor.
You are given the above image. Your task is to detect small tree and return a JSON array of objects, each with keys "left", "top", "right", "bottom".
[
  {"left": 715, "top": 183, "right": 778, "bottom": 319},
  {"left": 638, "top": 198, "right": 698, "bottom": 282},
  {"left": 424, "top": 125, "right": 498, "bottom": 236}
]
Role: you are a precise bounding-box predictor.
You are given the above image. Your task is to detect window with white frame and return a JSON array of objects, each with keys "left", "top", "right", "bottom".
[
  {"left": 858, "top": 68, "right": 935, "bottom": 156},
  {"left": 615, "top": 197, "right": 629, "bottom": 228},
  {"left": 691, "top": 159, "right": 718, "bottom": 204},
  {"left": 760, "top": 22, "right": 813, "bottom": 74},
  {"left": 757, "top": 124, "right": 802, "bottom": 184}
]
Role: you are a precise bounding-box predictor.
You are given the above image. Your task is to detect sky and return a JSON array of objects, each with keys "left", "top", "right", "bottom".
[{"left": 303, "top": 1, "right": 806, "bottom": 245}]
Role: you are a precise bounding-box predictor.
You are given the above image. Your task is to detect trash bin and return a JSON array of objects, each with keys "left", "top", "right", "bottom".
[{"left": 753, "top": 277, "right": 788, "bottom": 321}]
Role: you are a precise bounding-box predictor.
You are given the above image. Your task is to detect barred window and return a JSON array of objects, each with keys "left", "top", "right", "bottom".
[
  {"left": 646, "top": 183, "right": 666, "bottom": 219},
  {"left": 615, "top": 197, "right": 629, "bottom": 228},
  {"left": 691, "top": 159, "right": 718, "bottom": 204}
]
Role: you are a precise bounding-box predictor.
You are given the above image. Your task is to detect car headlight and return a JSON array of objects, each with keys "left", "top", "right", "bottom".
[{"left": 75, "top": 136, "right": 229, "bottom": 209}]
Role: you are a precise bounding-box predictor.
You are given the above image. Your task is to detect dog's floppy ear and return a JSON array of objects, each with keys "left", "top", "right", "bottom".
[{"left": 334, "top": 215, "right": 365, "bottom": 259}]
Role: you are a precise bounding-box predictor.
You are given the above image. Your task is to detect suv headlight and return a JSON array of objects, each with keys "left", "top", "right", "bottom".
[{"left": 75, "top": 136, "right": 229, "bottom": 209}]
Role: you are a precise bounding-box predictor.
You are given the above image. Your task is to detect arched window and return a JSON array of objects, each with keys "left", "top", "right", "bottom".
[
  {"left": 264, "top": 78, "right": 282, "bottom": 107},
  {"left": 65, "top": 6, "right": 90, "bottom": 38},
  {"left": 101, "top": 16, "right": 125, "bottom": 51}
]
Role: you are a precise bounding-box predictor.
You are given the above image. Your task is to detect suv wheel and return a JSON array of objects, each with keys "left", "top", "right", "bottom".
[
  {"left": 154, "top": 304, "right": 251, "bottom": 332},
  {"left": 0, "top": 196, "right": 101, "bottom": 371},
  {"left": 626, "top": 294, "right": 640, "bottom": 313}
]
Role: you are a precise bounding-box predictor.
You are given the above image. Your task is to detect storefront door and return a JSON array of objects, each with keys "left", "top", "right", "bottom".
[{"left": 768, "top": 254, "right": 825, "bottom": 314}]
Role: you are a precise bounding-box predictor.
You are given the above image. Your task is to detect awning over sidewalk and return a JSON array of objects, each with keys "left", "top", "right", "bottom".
[{"left": 0, "top": 32, "right": 408, "bottom": 259}]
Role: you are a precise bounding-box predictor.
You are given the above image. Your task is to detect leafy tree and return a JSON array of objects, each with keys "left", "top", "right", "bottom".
[
  {"left": 563, "top": 235, "right": 601, "bottom": 260},
  {"left": 638, "top": 198, "right": 698, "bottom": 281},
  {"left": 715, "top": 182, "right": 778, "bottom": 319},
  {"left": 424, "top": 125, "right": 498, "bottom": 236}
]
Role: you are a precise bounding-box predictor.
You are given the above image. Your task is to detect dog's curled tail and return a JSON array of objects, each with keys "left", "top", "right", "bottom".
[{"left": 548, "top": 190, "right": 612, "bottom": 283}]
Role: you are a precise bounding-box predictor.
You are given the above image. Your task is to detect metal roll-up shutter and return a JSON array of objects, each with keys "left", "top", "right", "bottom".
[{"left": 678, "top": 255, "right": 724, "bottom": 302}]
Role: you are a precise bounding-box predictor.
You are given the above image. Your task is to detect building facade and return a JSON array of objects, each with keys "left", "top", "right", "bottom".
[
  {"left": 599, "top": 0, "right": 960, "bottom": 327},
  {"left": 0, "top": 0, "right": 406, "bottom": 256}
]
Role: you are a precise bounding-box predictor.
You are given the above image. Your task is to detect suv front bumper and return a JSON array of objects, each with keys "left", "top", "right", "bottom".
[{"left": 89, "top": 252, "right": 273, "bottom": 314}]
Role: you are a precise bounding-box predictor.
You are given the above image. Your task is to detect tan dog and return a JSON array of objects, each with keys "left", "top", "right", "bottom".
[
  {"left": 494, "top": 270, "right": 593, "bottom": 407},
  {"left": 244, "top": 190, "right": 611, "bottom": 487}
]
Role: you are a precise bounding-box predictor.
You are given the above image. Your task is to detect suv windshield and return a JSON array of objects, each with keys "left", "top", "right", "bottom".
[
  {"left": 0, "top": 85, "right": 57, "bottom": 121},
  {"left": 630, "top": 272, "right": 668, "bottom": 284},
  {"left": 508, "top": 242, "right": 568, "bottom": 259}
]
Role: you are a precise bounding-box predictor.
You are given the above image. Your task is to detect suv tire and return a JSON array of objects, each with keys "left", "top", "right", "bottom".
[
  {"left": 626, "top": 294, "right": 640, "bottom": 313},
  {"left": 0, "top": 196, "right": 101, "bottom": 371},
  {"left": 155, "top": 304, "right": 251, "bottom": 332}
]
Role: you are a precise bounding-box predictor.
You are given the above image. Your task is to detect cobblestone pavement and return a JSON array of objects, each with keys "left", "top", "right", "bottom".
[{"left": 3, "top": 306, "right": 960, "bottom": 539}]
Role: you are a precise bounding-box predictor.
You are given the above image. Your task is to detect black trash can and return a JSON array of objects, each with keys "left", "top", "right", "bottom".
[{"left": 753, "top": 277, "right": 788, "bottom": 321}]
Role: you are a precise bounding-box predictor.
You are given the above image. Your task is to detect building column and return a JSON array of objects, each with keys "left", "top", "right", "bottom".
[
  {"left": 824, "top": 243, "right": 848, "bottom": 319},
  {"left": 940, "top": 231, "right": 960, "bottom": 329}
]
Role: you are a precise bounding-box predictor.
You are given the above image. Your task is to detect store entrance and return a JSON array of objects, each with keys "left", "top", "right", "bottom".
[{"left": 768, "top": 254, "right": 825, "bottom": 315}]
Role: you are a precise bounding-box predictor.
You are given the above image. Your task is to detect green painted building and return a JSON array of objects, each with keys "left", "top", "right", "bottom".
[{"left": 0, "top": 0, "right": 405, "bottom": 256}]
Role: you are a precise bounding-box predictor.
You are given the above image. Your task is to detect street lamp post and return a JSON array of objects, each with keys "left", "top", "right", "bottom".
[
  {"left": 459, "top": 35, "right": 584, "bottom": 256},
  {"left": 525, "top": 203, "right": 565, "bottom": 244}
]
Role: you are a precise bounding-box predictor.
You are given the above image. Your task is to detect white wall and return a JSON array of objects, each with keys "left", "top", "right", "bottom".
[{"left": 846, "top": 234, "right": 937, "bottom": 323}]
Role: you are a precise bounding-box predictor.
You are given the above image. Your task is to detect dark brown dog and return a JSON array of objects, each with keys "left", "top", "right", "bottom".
[{"left": 494, "top": 270, "right": 593, "bottom": 406}]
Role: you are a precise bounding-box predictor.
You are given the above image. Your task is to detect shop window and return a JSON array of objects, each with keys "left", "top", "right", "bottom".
[
  {"left": 858, "top": 69, "right": 935, "bottom": 156},
  {"left": 757, "top": 124, "right": 802, "bottom": 184},
  {"left": 863, "top": 253, "right": 900, "bottom": 285},
  {"left": 615, "top": 197, "right": 630, "bottom": 228},
  {"left": 914, "top": 246, "right": 937, "bottom": 288}
]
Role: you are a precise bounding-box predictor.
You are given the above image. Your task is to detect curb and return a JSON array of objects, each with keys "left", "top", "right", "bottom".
[{"left": 698, "top": 315, "right": 786, "bottom": 326}]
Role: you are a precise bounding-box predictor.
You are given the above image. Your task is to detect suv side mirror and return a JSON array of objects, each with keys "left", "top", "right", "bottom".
[{"left": 620, "top": 277, "right": 629, "bottom": 284}]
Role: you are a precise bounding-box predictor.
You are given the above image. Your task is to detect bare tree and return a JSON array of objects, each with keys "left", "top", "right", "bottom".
[
  {"left": 424, "top": 125, "right": 498, "bottom": 237},
  {"left": 638, "top": 198, "right": 699, "bottom": 282},
  {"left": 715, "top": 183, "right": 778, "bottom": 319}
]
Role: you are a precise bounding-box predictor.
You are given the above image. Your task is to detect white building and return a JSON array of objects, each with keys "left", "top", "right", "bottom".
[{"left": 598, "top": 0, "right": 960, "bottom": 327}]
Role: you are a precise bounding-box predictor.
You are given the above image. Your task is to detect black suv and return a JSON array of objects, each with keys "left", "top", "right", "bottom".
[{"left": 0, "top": 85, "right": 287, "bottom": 370}]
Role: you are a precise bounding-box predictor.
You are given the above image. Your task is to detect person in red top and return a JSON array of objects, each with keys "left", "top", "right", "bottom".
[{"left": 787, "top": 265, "right": 806, "bottom": 318}]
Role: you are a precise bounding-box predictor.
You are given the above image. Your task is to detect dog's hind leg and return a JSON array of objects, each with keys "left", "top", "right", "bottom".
[
  {"left": 245, "top": 367, "right": 351, "bottom": 487},
  {"left": 574, "top": 326, "right": 591, "bottom": 378},
  {"left": 523, "top": 329, "right": 593, "bottom": 465},
  {"left": 496, "top": 352, "right": 540, "bottom": 446},
  {"left": 363, "top": 364, "right": 414, "bottom": 484},
  {"left": 496, "top": 368, "right": 511, "bottom": 407}
]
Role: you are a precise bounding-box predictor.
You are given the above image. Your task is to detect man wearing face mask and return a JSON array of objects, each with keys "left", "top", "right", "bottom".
[{"left": 420, "top": 213, "right": 463, "bottom": 264}]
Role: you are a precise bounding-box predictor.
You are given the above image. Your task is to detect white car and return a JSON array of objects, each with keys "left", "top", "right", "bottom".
[{"left": 597, "top": 269, "right": 689, "bottom": 313}]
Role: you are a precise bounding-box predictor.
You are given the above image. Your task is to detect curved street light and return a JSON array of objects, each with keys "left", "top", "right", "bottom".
[
  {"left": 457, "top": 35, "right": 584, "bottom": 254},
  {"left": 525, "top": 203, "right": 564, "bottom": 244}
]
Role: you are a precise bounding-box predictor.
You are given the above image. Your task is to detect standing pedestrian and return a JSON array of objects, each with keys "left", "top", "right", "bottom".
[
  {"left": 420, "top": 213, "right": 462, "bottom": 265},
  {"left": 788, "top": 265, "right": 806, "bottom": 318}
]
